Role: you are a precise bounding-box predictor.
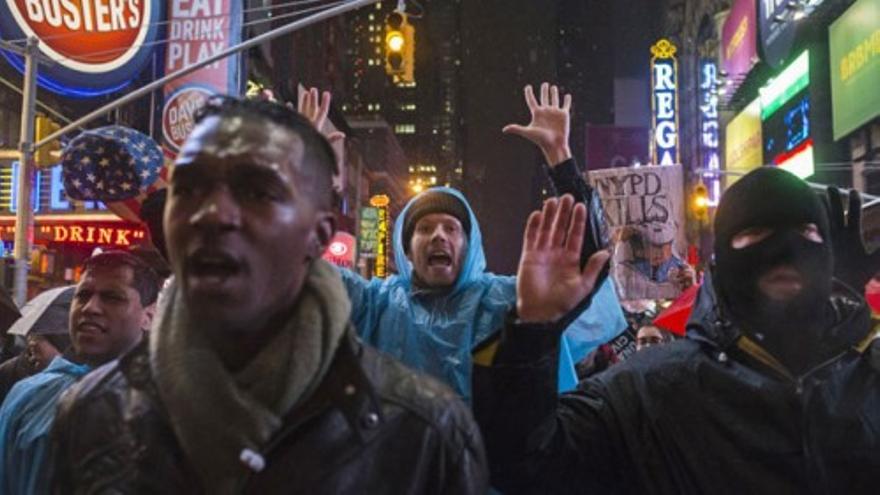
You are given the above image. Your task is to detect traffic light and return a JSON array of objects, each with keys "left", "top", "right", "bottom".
[
  {"left": 692, "top": 182, "right": 709, "bottom": 222},
  {"left": 385, "top": 12, "right": 415, "bottom": 84},
  {"left": 34, "top": 114, "right": 61, "bottom": 168}
]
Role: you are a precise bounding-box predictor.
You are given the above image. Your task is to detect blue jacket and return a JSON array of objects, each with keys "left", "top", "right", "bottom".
[
  {"left": 341, "top": 187, "right": 625, "bottom": 402},
  {"left": 0, "top": 356, "right": 90, "bottom": 495}
]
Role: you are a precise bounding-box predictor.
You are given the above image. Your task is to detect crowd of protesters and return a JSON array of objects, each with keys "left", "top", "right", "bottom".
[{"left": 0, "top": 81, "right": 877, "bottom": 494}]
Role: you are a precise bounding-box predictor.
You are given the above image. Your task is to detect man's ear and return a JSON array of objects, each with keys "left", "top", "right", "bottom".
[
  {"left": 141, "top": 303, "right": 157, "bottom": 332},
  {"left": 308, "top": 211, "right": 336, "bottom": 260}
]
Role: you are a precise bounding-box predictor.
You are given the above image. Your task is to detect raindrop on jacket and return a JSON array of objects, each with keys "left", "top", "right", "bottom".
[{"left": 340, "top": 187, "right": 625, "bottom": 402}]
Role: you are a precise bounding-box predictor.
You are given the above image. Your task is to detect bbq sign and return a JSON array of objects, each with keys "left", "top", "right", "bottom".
[{"left": 0, "top": 0, "right": 162, "bottom": 97}]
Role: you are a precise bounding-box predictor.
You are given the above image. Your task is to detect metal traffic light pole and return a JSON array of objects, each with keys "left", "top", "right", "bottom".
[
  {"left": 7, "top": 0, "right": 378, "bottom": 305},
  {"left": 12, "top": 37, "right": 38, "bottom": 306}
]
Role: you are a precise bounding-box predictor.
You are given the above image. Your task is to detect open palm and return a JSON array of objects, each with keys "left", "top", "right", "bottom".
[
  {"left": 517, "top": 195, "right": 610, "bottom": 323},
  {"left": 503, "top": 83, "right": 572, "bottom": 165}
]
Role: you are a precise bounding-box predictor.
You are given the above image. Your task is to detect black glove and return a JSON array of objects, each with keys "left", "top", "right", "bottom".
[{"left": 826, "top": 187, "right": 880, "bottom": 291}]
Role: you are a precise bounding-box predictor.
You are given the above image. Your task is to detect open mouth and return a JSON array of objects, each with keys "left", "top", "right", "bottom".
[
  {"left": 427, "top": 252, "right": 453, "bottom": 268},
  {"left": 187, "top": 248, "right": 243, "bottom": 278}
]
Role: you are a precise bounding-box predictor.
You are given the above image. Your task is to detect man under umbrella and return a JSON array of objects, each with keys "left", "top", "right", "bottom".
[
  {"left": 0, "top": 287, "right": 70, "bottom": 404},
  {"left": 0, "top": 251, "right": 159, "bottom": 494}
]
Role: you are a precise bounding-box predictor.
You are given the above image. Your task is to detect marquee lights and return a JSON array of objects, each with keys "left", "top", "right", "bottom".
[
  {"left": 650, "top": 39, "right": 679, "bottom": 166},
  {"left": 699, "top": 60, "right": 721, "bottom": 205}
]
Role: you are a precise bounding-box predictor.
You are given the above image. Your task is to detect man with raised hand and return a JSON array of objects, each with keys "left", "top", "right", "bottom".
[
  {"left": 475, "top": 168, "right": 880, "bottom": 493},
  {"left": 300, "top": 84, "right": 625, "bottom": 404}
]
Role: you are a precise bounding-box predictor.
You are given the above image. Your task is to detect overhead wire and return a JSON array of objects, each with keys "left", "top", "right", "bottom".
[{"left": 0, "top": 0, "right": 338, "bottom": 46}]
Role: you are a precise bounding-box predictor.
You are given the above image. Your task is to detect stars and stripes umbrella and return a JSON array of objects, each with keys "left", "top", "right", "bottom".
[{"left": 61, "top": 126, "right": 162, "bottom": 203}]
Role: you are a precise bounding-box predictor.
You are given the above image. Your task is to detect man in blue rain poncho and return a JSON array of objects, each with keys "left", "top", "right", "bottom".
[
  {"left": 0, "top": 252, "right": 159, "bottom": 495},
  {"left": 313, "top": 83, "right": 626, "bottom": 402}
]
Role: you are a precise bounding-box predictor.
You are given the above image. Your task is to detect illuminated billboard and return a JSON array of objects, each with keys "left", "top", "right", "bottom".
[
  {"left": 725, "top": 99, "right": 763, "bottom": 188},
  {"left": 0, "top": 0, "right": 163, "bottom": 97},
  {"left": 650, "top": 39, "right": 679, "bottom": 166},
  {"left": 829, "top": 0, "right": 880, "bottom": 140},
  {"left": 760, "top": 50, "right": 814, "bottom": 179}
]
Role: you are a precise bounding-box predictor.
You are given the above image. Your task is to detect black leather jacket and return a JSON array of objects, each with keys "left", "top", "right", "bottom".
[
  {"left": 51, "top": 333, "right": 488, "bottom": 494},
  {"left": 474, "top": 278, "right": 880, "bottom": 494}
]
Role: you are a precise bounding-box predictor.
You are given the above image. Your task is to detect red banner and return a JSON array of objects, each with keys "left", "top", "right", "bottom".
[{"left": 161, "top": 0, "right": 243, "bottom": 157}]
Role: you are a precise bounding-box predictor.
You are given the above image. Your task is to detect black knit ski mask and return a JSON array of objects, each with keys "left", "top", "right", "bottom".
[{"left": 713, "top": 168, "right": 833, "bottom": 372}]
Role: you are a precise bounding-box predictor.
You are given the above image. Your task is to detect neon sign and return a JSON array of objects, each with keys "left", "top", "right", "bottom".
[
  {"left": 4, "top": 163, "right": 104, "bottom": 213},
  {"left": 699, "top": 60, "right": 720, "bottom": 205},
  {"left": 375, "top": 205, "right": 388, "bottom": 278},
  {"left": 650, "top": 39, "right": 679, "bottom": 166},
  {"left": 39, "top": 224, "right": 145, "bottom": 247},
  {"left": 0, "top": 0, "right": 163, "bottom": 98},
  {"left": 761, "top": 50, "right": 814, "bottom": 179}
]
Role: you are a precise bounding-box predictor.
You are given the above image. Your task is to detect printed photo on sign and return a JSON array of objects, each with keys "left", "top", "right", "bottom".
[{"left": 589, "top": 164, "right": 686, "bottom": 301}]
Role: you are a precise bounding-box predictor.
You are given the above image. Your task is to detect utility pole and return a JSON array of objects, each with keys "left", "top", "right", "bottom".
[{"left": 13, "top": 37, "right": 38, "bottom": 306}]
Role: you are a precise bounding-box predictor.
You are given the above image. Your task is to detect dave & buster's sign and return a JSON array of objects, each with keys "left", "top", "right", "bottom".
[{"left": 0, "top": 0, "right": 162, "bottom": 97}]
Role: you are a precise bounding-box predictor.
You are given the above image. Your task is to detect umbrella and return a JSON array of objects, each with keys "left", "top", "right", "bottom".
[
  {"left": 652, "top": 284, "right": 700, "bottom": 336},
  {"left": 0, "top": 286, "right": 21, "bottom": 336},
  {"left": 7, "top": 286, "right": 75, "bottom": 337},
  {"left": 61, "top": 126, "right": 162, "bottom": 202}
]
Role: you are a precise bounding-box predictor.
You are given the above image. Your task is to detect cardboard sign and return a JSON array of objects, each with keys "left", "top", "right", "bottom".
[{"left": 589, "top": 164, "right": 686, "bottom": 301}]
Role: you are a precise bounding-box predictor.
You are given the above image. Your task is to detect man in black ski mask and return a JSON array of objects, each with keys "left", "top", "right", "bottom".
[{"left": 713, "top": 167, "right": 834, "bottom": 373}]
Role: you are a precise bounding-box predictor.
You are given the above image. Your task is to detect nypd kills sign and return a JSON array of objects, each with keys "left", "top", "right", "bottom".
[{"left": 650, "top": 39, "right": 679, "bottom": 166}]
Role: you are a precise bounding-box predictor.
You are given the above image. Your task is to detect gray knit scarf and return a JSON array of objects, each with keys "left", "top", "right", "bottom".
[{"left": 150, "top": 260, "right": 350, "bottom": 494}]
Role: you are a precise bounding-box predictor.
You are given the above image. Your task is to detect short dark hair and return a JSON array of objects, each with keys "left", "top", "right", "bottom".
[
  {"left": 82, "top": 251, "right": 161, "bottom": 306},
  {"left": 194, "top": 96, "right": 338, "bottom": 209}
]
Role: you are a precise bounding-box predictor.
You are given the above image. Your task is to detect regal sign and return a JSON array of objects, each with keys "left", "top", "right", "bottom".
[
  {"left": 699, "top": 60, "right": 720, "bottom": 205},
  {"left": 0, "top": 0, "right": 162, "bottom": 97},
  {"left": 650, "top": 39, "right": 679, "bottom": 166}
]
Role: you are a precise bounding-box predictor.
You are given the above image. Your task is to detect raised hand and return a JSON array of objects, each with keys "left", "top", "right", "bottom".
[
  {"left": 503, "top": 82, "right": 573, "bottom": 167},
  {"left": 827, "top": 186, "right": 880, "bottom": 290},
  {"left": 297, "top": 87, "right": 347, "bottom": 193},
  {"left": 297, "top": 87, "right": 346, "bottom": 146},
  {"left": 516, "top": 195, "right": 611, "bottom": 323}
]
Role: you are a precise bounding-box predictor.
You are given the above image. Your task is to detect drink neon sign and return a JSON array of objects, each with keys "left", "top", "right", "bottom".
[{"left": 650, "top": 39, "right": 679, "bottom": 166}]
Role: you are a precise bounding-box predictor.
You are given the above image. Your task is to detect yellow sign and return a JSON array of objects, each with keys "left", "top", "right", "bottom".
[
  {"left": 375, "top": 206, "right": 388, "bottom": 278},
  {"left": 725, "top": 98, "right": 762, "bottom": 188},
  {"left": 370, "top": 194, "right": 390, "bottom": 208}
]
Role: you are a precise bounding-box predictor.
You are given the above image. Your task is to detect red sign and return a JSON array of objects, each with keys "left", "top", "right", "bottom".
[
  {"left": 322, "top": 232, "right": 356, "bottom": 269},
  {"left": 11, "top": 0, "right": 146, "bottom": 64},
  {"left": 161, "top": 0, "right": 242, "bottom": 155},
  {"left": 162, "top": 86, "right": 213, "bottom": 151},
  {"left": 0, "top": 0, "right": 161, "bottom": 96}
]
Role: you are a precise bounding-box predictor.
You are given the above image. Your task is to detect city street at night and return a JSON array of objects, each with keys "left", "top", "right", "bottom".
[{"left": 1, "top": 0, "right": 880, "bottom": 493}]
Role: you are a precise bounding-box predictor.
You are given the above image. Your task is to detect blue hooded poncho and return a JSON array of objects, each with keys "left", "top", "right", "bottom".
[
  {"left": 341, "top": 187, "right": 625, "bottom": 402},
  {"left": 0, "top": 356, "right": 90, "bottom": 495}
]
